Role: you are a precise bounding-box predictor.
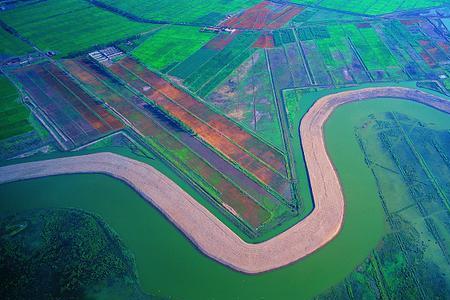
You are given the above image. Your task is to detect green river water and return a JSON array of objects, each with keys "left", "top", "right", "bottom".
[{"left": 1, "top": 98, "right": 449, "bottom": 299}]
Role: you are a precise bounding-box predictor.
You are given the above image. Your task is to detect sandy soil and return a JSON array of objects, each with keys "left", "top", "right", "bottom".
[{"left": 0, "top": 87, "right": 448, "bottom": 274}]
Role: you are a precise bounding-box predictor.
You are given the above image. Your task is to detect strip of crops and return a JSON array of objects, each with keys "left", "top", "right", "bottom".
[{"left": 0, "top": 76, "right": 32, "bottom": 140}]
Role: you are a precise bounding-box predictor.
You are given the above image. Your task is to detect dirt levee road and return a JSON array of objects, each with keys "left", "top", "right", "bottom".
[{"left": 1, "top": 87, "right": 448, "bottom": 273}]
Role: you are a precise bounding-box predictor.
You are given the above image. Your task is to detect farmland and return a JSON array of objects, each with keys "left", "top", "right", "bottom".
[
  {"left": 0, "top": 27, "right": 31, "bottom": 56},
  {"left": 1, "top": 1, "right": 450, "bottom": 299},
  {"left": 96, "top": 0, "right": 260, "bottom": 25},
  {"left": 207, "top": 50, "right": 284, "bottom": 149},
  {"left": 62, "top": 58, "right": 292, "bottom": 233},
  {"left": 108, "top": 57, "right": 291, "bottom": 199},
  {"left": 0, "top": 0, "right": 159, "bottom": 57},
  {"left": 221, "top": 1, "right": 303, "bottom": 29},
  {"left": 13, "top": 62, "right": 123, "bottom": 149},
  {"left": 0, "top": 76, "right": 32, "bottom": 140},
  {"left": 289, "top": 0, "right": 446, "bottom": 15},
  {"left": 132, "top": 26, "right": 215, "bottom": 72},
  {"left": 170, "top": 31, "right": 260, "bottom": 97}
]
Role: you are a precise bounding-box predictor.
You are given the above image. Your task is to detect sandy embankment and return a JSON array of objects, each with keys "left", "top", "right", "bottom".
[{"left": 0, "top": 87, "right": 449, "bottom": 273}]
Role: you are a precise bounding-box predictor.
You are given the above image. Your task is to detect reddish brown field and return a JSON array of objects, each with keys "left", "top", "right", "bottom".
[
  {"left": 221, "top": 1, "right": 303, "bottom": 30},
  {"left": 253, "top": 33, "right": 275, "bottom": 48},
  {"left": 206, "top": 31, "right": 239, "bottom": 50},
  {"left": 63, "top": 58, "right": 271, "bottom": 228},
  {"left": 420, "top": 51, "right": 437, "bottom": 67},
  {"left": 109, "top": 58, "right": 291, "bottom": 197}
]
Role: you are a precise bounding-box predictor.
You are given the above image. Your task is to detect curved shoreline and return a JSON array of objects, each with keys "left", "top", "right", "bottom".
[{"left": 0, "top": 87, "right": 449, "bottom": 274}]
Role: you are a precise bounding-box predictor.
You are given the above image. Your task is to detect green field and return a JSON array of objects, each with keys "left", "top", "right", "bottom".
[
  {"left": 171, "top": 32, "right": 260, "bottom": 97},
  {"left": 207, "top": 50, "right": 284, "bottom": 149},
  {"left": 0, "top": 27, "right": 32, "bottom": 56},
  {"left": 98, "top": 0, "right": 259, "bottom": 25},
  {"left": 132, "top": 26, "right": 215, "bottom": 72},
  {"left": 0, "top": 0, "right": 159, "bottom": 57},
  {"left": 0, "top": 76, "right": 32, "bottom": 140},
  {"left": 290, "top": 0, "right": 446, "bottom": 15}
]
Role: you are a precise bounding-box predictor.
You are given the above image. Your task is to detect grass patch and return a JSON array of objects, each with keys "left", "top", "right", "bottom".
[
  {"left": 0, "top": 76, "right": 32, "bottom": 140},
  {"left": 0, "top": 26, "right": 32, "bottom": 56},
  {"left": 132, "top": 26, "right": 215, "bottom": 71}
]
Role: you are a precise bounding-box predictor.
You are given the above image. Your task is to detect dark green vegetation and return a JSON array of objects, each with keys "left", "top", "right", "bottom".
[
  {"left": 0, "top": 0, "right": 159, "bottom": 57},
  {"left": 318, "top": 111, "right": 450, "bottom": 299},
  {"left": 0, "top": 26, "right": 31, "bottom": 56},
  {"left": 0, "top": 208, "right": 151, "bottom": 299},
  {"left": 0, "top": 75, "right": 51, "bottom": 160},
  {"left": 0, "top": 75, "right": 32, "bottom": 140}
]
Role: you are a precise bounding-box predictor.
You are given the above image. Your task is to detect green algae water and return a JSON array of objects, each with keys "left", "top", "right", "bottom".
[{"left": 1, "top": 98, "right": 449, "bottom": 299}]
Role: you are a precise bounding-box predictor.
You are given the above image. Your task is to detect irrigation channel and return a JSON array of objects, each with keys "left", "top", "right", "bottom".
[
  {"left": 1, "top": 87, "right": 449, "bottom": 272},
  {"left": 0, "top": 90, "right": 450, "bottom": 299}
]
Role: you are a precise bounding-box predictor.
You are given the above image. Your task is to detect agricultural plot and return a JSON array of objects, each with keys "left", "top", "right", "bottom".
[
  {"left": 0, "top": 27, "right": 31, "bottom": 57},
  {"left": 341, "top": 24, "right": 405, "bottom": 81},
  {"left": 253, "top": 33, "right": 275, "bottom": 48},
  {"left": 170, "top": 31, "right": 260, "bottom": 97},
  {"left": 320, "top": 112, "right": 450, "bottom": 299},
  {"left": 0, "top": 0, "right": 159, "bottom": 57},
  {"left": 207, "top": 50, "right": 284, "bottom": 149},
  {"left": 63, "top": 58, "right": 282, "bottom": 231},
  {"left": 267, "top": 42, "right": 311, "bottom": 91},
  {"left": 13, "top": 62, "right": 122, "bottom": 148},
  {"left": 220, "top": 1, "right": 303, "bottom": 30},
  {"left": 108, "top": 57, "right": 292, "bottom": 199},
  {"left": 97, "top": 0, "right": 259, "bottom": 25},
  {"left": 132, "top": 26, "right": 215, "bottom": 72},
  {"left": 0, "top": 75, "right": 32, "bottom": 140},
  {"left": 289, "top": 0, "right": 446, "bottom": 15}
]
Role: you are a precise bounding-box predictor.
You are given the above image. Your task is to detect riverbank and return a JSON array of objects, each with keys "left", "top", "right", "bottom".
[{"left": 0, "top": 87, "right": 448, "bottom": 274}]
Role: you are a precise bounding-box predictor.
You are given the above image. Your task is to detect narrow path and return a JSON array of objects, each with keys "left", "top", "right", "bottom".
[{"left": 0, "top": 87, "right": 448, "bottom": 273}]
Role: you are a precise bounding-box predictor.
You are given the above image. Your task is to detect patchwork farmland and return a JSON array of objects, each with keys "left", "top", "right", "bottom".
[
  {"left": 0, "top": 0, "right": 159, "bottom": 57},
  {"left": 62, "top": 58, "right": 295, "bottom": 233},
  {"left": 109, "top": 57, "right": 292, "bottom": 199},
  {"left": 1, "top": 2, "right": 450, "bottom": 298},
  {"left": 13, "top": 62, "right": 123, "bottom": 149},
  {"left": 220, "top": 1, "right": 303, "bottom": 29}
]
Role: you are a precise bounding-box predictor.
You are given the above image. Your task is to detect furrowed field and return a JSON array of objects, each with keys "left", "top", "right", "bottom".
[
  {"left": 132, "top": 26, "right": 215, "bottom": 72},
  {"left": 13, "top": 62, "right": 123, "bottom": 148},
  {"left": 98, "top": 0, "right": 259, "bottom": 25},
  {"left": 0, "top": 76, "right": 32, "bottom": 140},
  {"left": 0, "top": 0, "right": 159, "bottom": 57}
]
